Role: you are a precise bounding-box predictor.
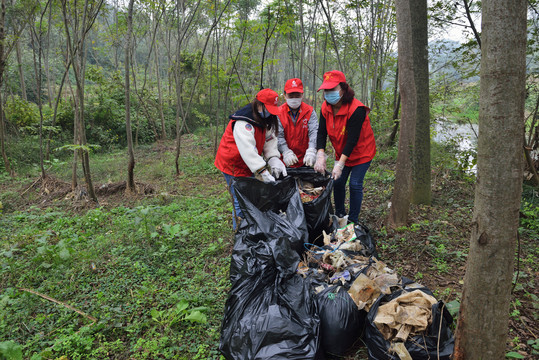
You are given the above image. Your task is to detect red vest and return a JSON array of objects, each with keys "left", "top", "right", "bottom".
[
  {"left": 214, "top": 120, "right": 266, "bottom": 177},
  {"left": 278, "top": 102, "right": 314, "bottom": 168},
  {"left": 321, "top": 98, "right": 376, "bottom": 166}
]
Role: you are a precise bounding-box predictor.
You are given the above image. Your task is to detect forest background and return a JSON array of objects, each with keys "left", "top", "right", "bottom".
[{"left": 0, "top": 0, "right": 538, "bottom": 359}]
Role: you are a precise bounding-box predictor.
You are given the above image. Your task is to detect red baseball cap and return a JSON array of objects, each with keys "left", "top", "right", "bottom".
[
  {"left": 284, "top": 78, "right": 304, "bottom": 93},
  {"left": 256, "top": 88, "right": 280, "bottom": 115},
  {"left": 317, "top": 70, "right": 346, "bottom": 91}
]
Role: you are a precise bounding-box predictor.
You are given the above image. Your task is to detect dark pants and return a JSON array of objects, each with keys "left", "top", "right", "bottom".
[
  {"left": 333, "top": 161, "right": 371, "bottom": 224},
  {"left": 222, "top": 172, "right": 243, "bottom": 230}
]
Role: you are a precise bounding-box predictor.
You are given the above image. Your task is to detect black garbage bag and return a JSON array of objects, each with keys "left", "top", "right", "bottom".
[
  {"left": 233, "top": 177, "right": 309, "bottom": 255},
  {"left": 315, "top": 284, "right": 366, "bottom": 356},
  {"left": 220, "top": 236, "right": 322, "bottom": 360},
  {"left": 364, "top": 284, "right": 454, "bottom": 360},
  {"left": 286, "top": 167, "right": 334, "bottom": 246}
]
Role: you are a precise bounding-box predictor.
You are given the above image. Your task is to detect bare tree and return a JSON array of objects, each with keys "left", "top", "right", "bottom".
[
  {"left": 125, "top": 0, "right": 135, "bottom": 193},
  {"left": 60, "top": 0, "right": 104, "bottom": 201},
  {"left": 454, "top": 1, "right": 527, "bottom": 358},
  {"left": 30, "top": 0, "right": 53, "bottom": 179},
  {"left": 0, "top": 0, "right": 34, "bottom": 176},
  {"left": 0, "top": 0, "right": 11, "bottom": 176}
]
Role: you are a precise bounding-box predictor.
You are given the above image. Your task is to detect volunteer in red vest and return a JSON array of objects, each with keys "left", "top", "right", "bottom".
[
  {"left": 214, "top": 88, "right": 287, "bottom": 229},
  {"left": 277, "top": 78, "right": 318, "bottom": 167},
  {"left": 314, "top": 70, "right": 376, "bottom": 224}
]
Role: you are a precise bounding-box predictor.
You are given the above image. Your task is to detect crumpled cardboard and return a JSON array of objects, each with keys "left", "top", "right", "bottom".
[
  {"left": 373, "top": 290, "right": 437, "bottom": 342},
  {"left": 348, "top": 258, "right": 399, "bottom": 311}
]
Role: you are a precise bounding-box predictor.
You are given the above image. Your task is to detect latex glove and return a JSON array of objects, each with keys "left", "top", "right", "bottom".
[
  {"left": 332, "top": 161, "right": 345, "bottom": 180},
  {"left": 268, "top": 157, "right": 288, "bottom": 179},
  {"left": 260, "top": 169, "right": 276, "bottom": 183},
  {"left": 282, "top": 149, "right": 298, "bottom": 166},
  {"left": 303, "top": 148, "right": 317, "bottom": 167},
  {"left": 314, "top": 151, "right": 327, "bottom": 174}
]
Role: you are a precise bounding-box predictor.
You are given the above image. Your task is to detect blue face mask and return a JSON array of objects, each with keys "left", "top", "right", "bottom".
[
  {"left": 259, "top": 109, "right": 271, "bottom": 118},
  {"left": 324, "top": 90, "right": 342, "bottom": 105}
]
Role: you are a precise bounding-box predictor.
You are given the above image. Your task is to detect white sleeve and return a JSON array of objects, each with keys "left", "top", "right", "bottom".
[
  {"left": 308, "top": 110, "right": 319, "bottom": 149},
  {"left": 233, "top": 120, "right": 267, "bottom": 173},
  {"left": 277, "top": 116, "right": 291, "bottom": 153},
  {"left": 263, "top": 127, "right": 280, "bottom": 160}
]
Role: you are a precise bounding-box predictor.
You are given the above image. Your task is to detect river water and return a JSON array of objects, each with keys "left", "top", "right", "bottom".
[{"left": 433, "top": 121, "right": 479, "bottom": 173}]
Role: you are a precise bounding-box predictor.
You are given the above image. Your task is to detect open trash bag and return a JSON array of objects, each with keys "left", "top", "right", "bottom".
[
  {"left": 220, "top": 236, "right": 322, "bottom": 360},
  {"left": 233, "top": 177, "right": 309, "bottom": 255},
  {"left": 287, "top": 167, "right": 334, "bottom": 245},
  {"left": 364, "top": 282, "right": 454, "bottom": 360}
]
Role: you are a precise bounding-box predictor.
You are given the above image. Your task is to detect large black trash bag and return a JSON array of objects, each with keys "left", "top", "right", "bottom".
[
  {"left": 233, "top": 177, "right": 309, "bottom": 255},
  {"left": 287, "top": 167, "right": 334, "bottom": 246},
  {"left": 315, "top": 285, "right": 366, "bottom": 356},
  {"left": 364, "top": 283, "right": 454, "bottom": 360},
  {"left": 220, "top": 237, "right": 322, "bottom": 360}
]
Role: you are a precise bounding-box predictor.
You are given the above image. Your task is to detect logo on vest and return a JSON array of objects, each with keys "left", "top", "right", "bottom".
[{"left": 245, "top": 123, "right": 253, "bottom": 131}]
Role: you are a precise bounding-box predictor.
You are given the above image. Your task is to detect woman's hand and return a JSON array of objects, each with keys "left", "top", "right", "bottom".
[{"left": 314, "top": 150, "right": 327, "bottom": 174}]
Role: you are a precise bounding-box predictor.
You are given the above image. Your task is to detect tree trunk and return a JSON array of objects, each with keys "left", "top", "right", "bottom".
[
  {"left": 61, "top": 0, "right": 103, "bottom": 202},
  {"left": 30, "top": 10, "right": 46, "bottom": 179},
  {"left": 125, "top": 0, "right": 135, "bottom": 193},
  {"left": 453, "top": 1, "right": 527, "bottom": 358},
  {"left": 388, "top": 0, "right": 420, "bottom": 227},
  {"left": 15, "top": 40, "right": 26, "bottom": 101},
  {"left": 320, "top": 0, "right": 343, "bottom": 71},
  {"left": 386, "top": 64, "right": 400, "bottom": 147},
  {"left": 154, "top": 37, "right": 166, "bottom": 141},
  {"left": 410, "top": 0, "right": 430, "bottom": 205},
  {"left": 0, "top": 0, "right": 11, "bottom": 176}
]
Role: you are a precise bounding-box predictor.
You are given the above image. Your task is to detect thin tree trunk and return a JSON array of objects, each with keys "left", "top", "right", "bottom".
[
  {"left": 15, "top": 40, "right": 26, "bottom": 101},
  {"left": 154, "top": 38, "right": 166, "bottom": 140},
  {"left": 462, "top": 0, "right": 481, "bottom": 48},
  {"left": 320, "top": 0, "right": 343, "bottom": 71},
  {"left": 0, "top": 0, "right": 11, "bottom": 176},
  {"left": 454, "top": 1, "right": 527, "bottom": 358},
  {"left": 30, "top": 6, "right": 48, "bottom": 179},
  {"left": 125, "top": 0, "right": 135, "bottom": 193},
  {"left": 524, "top": 134, "right": 539, "bottom": 186}
]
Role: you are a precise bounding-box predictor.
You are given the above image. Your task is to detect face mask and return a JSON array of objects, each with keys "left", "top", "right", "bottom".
[
  {"left": 324, "top": 90, "right": 342, "bottom": 105},
  {"left": 259, "top": 108, "right": 271, "bottom": 118},
  {"left": 286, "top": 98, "right": 302, "bottom": 109}
]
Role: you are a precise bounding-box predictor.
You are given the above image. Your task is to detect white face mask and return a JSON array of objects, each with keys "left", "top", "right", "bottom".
[{"left": 286, "top": 98, "right": 302, "bottom": 109}]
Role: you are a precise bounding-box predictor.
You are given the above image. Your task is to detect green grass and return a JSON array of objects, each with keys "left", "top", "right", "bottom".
[{"left": 0, "top": 136, "right": 233, "bottom": 360}]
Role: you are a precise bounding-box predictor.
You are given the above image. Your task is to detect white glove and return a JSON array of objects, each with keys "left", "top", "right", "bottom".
[
  {"left": 303, "top": 148, "right": 317, "bottom": 167},
  {"left": 260, "top": 169, "right": 276, "bottom": 183},
  {"left": 314, "top": 151, "right": 327, "bottom": 174},
  {"left": 332, "top": 161, "right": 345, "bottom": 180},
  {"left": 282, "top": 149, "right": 298, "bottom": 166},
  {"left": 268, "top": 157, "right": 288, "bottom": 179}
]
